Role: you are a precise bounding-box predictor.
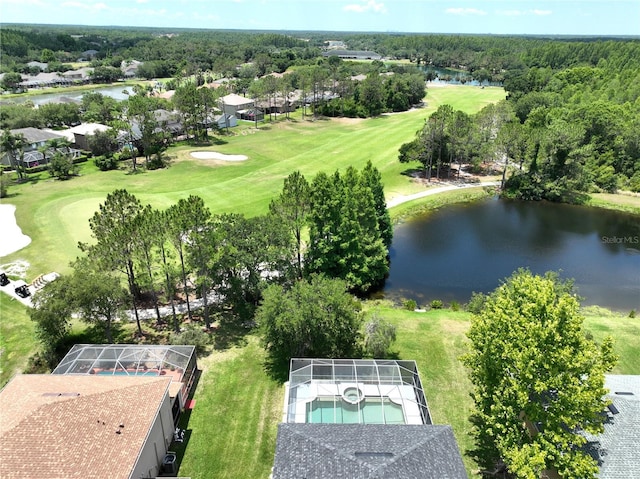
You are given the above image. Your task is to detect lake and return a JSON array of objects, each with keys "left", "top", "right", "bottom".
[
  {"left": 382, "top": 197, "right": 640, "bottom": 311},
  {"left": 419, "top": 66, "right": 503, "bottom": 87}
]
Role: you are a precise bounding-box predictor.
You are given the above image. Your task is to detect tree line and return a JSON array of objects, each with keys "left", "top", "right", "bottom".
[
  {"left": 401, "top": 65, "right": 640, "bottom": 195},
  {"left": 30, "top": 163, "right": 392, "bottom": 366}
]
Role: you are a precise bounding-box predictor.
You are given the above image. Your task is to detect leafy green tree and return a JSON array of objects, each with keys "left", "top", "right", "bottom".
[
  {"left": 30, "top": 276, "right": 74, "bottom": 367},
  {"left": 48, "top": 150, "right": 77, "bottom": 180},
  {"left": 0, "top": 130, "right": 27, "bottom": 181},
  {"left": 361, "top": 161, "right": 392, "bottom": 248},
  {"left": 257, "top": 275, "right": 362, "bottom": 374},
  {"left": 215, "top": 213, "right": 294, "bottom": 321},
  {"left": 463, "top": 269, "right": 617, "bottom": 479},
  {"left": 359, "top": 73, "right": 385, "bottom": 116},
  {"left": 183, "top": 197, "right": 217, "bottom": 330},
  {"left": 87, "top": 128, "right": 119, "bottom": 158},
  {"left": 66, "top": 257, "right": 128, "bottom": 343},
  {"left": 0, "top": 72, "right": 23, "bottom": 92},
  {"left": 80, "top": 189, "right": 144, "bottom": 335},
  {"left": 306, "top": 167, "right": 389, "bottom": 294},
  {"left": 269, "top": 171, "right": 311, "bottom": 279}
]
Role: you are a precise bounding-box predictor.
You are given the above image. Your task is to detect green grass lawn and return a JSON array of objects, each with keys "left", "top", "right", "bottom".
[
  {"left": 0, "top": 295, "right": 35, "bottom": 386},
  {"left": 172, "top": 304, "right": 640, "bottom": 479}
]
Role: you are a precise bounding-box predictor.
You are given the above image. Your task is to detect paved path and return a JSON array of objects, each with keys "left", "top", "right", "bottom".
[{"left": 386, "top": 181, "right": 500, "bottom": 208}]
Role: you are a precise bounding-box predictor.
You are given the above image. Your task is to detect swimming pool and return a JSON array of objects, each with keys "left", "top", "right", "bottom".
[{"left": 306, "top": 397, "right": 405, "bottom": 424}]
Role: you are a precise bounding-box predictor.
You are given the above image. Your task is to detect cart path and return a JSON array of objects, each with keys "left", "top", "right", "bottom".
[{"left": 386, "top": 181, "right": 500, "bottom": 208}]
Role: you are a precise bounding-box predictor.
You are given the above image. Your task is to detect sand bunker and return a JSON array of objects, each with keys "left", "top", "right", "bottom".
[
  {"left": 190, "top": 151, "right": 248, "bottom": 161},
  {"left": 0, "top": 204, "right": 31, "bottom": 257}
]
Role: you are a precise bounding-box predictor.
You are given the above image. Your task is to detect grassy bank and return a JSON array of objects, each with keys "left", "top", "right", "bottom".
[
  {"left": 587, "top": 192, "right": 640, "bottom": 215},
  {"left": 389, "top": 185, "right": 498, "bottom": 222}
]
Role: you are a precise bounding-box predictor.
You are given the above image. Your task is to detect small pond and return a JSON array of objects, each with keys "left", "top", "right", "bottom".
[
  {"left": 382, "top": 197, "right": 640, "bottom": 311},
  {"left": 2, "top": 85, "right": 135, "bottom": 106}
]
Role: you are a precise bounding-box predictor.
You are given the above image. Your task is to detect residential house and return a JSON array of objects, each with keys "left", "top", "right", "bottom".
[
  {"left": 0, "top": 374, "right": 176, "bottom": 479},
  {"left": 582, "top": 375, "right": 640, "bottom": 479},
  {"left": 272, "top": 358, "right": 467, "bottom": 478},
  {"left": 213, "top": 114, "right": 238, "bottom": 129},
  {"left": 57, "top": 123, "right": 111, "bottom": 150},
  {"left": 219, "top": 93, "right": 255, "bottom": 116},
  {"left": 322, "top": 50, "right": 383, "bottom": 60},
  {"left": 121, "top": 60, "right": 143, "bottom": 79},
  {"left": 2, "top": 127, "right": 79, "bottom": 168},
  {"left": 26, "top": 61, "right": 48, "bottom": 71}
]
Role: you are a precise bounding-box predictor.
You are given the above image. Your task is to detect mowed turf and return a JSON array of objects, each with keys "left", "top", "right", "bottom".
[
  {"left": 0, "top": 295, "right": 34, "bottom": 386},
  {"left": 3, "top": 85, "right": 505, "bottom": 278}
]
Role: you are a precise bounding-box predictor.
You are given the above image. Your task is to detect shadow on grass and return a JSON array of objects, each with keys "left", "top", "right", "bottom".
[
  {"left": 212, "top": 317, "right": 249, "bottom": 351},
  {"left": 400, "top": 167, "right": 424, "bottom": 178},
  {"left": 262, "top": 356, "right": 289, "bottom": 383},
  {"left": 172, "top": 368, "right": 202, "bottom": 474}
]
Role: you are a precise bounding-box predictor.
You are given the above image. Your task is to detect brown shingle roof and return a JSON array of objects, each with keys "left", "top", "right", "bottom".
[{"left": 0, "top": 375, "right": 171, "bottom": 479}]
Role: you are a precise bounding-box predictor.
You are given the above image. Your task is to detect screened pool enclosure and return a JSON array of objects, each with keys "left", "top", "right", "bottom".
[{"left": 283, "top": 359, "right": 432, "bottom": 425}]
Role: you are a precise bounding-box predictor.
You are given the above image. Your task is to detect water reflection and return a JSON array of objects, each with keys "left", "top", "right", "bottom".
[{"left": 382, "top": 197, "right": 640, "bottom": 310}]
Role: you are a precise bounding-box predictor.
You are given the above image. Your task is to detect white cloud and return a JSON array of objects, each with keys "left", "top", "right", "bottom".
[
  {"left": 497, "top": 9, "right": 552, "bottom": 17},
  {"left": 344, "top": 0, "right": 387, "bottom": 14},
  {"left": 3, "top": 0, "right": 46, "bottom": 5},
  {"left": 136, "top": 0, "right": 149, "bottom": 4},
  {"left": 445, "top": 7, "right": 487, "bottom": 16}
]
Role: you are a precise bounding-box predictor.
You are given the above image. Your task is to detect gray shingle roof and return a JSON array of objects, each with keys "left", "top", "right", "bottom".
[
  {"left": 273, "top": 423, "right": 468, "bottom": 479},
  {"left": 582, "top": 375, "right": 640, "bottom": 479}
]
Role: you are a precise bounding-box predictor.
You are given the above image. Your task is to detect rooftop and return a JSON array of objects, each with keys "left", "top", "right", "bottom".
[
  {"left": 273, "top": 423, "right": 468, "bottom": 479},
  {"left": 582, "top": 375, "right": 640, "bottom": 479},
  {"left": 0, "top": 374, "right": 171, "bottom": 479}
]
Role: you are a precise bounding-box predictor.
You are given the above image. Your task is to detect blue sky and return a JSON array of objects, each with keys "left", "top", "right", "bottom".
[{"left": 2, "top": 0, "right": 639, "bottom": 36}]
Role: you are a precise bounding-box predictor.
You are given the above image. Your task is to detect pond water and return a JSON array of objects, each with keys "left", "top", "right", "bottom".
[
  {"left": 420, "top": 66, "right": 503, "bottom": 87},
  {"left": 2, "top": 85, "right": 135, "bottom": 106},
  {"left": 382, "top": 197, "right": 640, "bottom": 311}
]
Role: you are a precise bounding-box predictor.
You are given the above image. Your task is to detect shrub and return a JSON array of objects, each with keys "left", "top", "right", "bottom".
[
  {"left": 430, "top": 299, "right": 444, "bottom": 309},
  {"left": 94, "top": 155, "right": 118, "bottom": 171},
  {"left": 450, "top": 300, "right": 460, "bottom": 311},
  {"left": 363, "top": 314, "right": 397, "bottom": 358},
  {"left": 170, "top": 324, "right": 211, "bottom": 356},
  {"left": 403, "top": 299, "right": 417, "bottom": 311},
  {"left": 466, "top": 291, "right": 487, "bottom": 314},
  {"left": 630, "top": 310, "right": 636, "bottom": 319}
]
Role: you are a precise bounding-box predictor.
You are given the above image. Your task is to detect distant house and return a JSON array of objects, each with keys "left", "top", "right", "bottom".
[
  {"left": 81, "top": 49, "right": 99, "bottom": 60},
  {"left": 2, "top": 128, "right": 80, "bottom": 168},
  {"left": 62, "top": 67, "right": 93, "bottom": 83},
  {"left": 121, "top": 60, "right": 143, "bottom": 78},
  {"left": 213, "top": 114, "right": 238, "bottom": 129},
  {"left": 581, "top": 375, "right": 640, "bottom": 478},
  {"left": 322, "top": 50, "right": 382, "bottom": 60},
  {"left": 272, "top": 358, "right": 467, "bottom": 479},
  {"left": 58, "top": 122, "right": 111, "bottom": 150},
  {"left": 26, "top": 61, "right": 48, "bottom": 71},
  {"left": 219, "top": 93, "right": 255, "bottom": 116},
  {"left": 0, "top": 374, "right": 176, "bottom": 479},
  {"left": 19, "top": 72, "right": 70, "bottom": 89}
]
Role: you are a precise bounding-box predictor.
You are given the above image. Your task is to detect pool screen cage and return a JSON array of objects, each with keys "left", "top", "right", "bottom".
[
  {"left": 286, "top": 358, "right": 432, "bottom": 425},
  {"left": 52, "top": 344, "right": 196, "bottom": 381}
]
